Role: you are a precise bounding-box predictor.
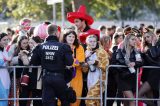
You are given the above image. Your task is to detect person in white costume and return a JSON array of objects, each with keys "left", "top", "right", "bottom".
[
  {"left": 0, "top": 33, "right": 11, "bottom": 106},
  {"left": 85, "top": 35, "right": 109, "bottom": 106}
]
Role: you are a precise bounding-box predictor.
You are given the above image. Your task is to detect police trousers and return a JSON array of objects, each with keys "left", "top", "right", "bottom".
[{"left": 42, "top": 72, "right": 69, "bottom": 106}]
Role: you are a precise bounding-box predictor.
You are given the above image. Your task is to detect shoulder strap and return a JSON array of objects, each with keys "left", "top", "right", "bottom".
[
  {"left": 6, "top": 45, "right": 11, "bottom": 52},
  {"left": 74, "top": 48, "right": 76, "bottom": 58},
  {"left": 85, "top": 51, "right": 96, "bottom": 60}
]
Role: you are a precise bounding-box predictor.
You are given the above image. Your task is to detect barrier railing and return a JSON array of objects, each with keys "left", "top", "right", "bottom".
[
  {"left": 1, "top": 65, "right": 159, "bottom": 106},
  {"left": 104, "top": 65, "right": 160, "bottom": 106},
  {"left": 0, "top": 66, "right": 41, "bottom": 106},
  {"left": 0, "top": 66, "right": 104, "bottom": 106}
]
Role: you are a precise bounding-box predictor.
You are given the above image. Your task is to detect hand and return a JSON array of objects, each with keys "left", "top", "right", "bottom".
[
  {"left": 143, "top": 46, "right": 149, "bottom": 53},
  {"left": 18, "top": 52, "right": 22, "bottom": 59},
  {"left": 152, "top": 36, "right": 157, "bottom": 46},
  {"left": 87, "top": 60, "right": 95, "bottom": 65},
  {"left": 128, "top": 62, "right": 135, "bottom": 67},
  {"left": 80, "top": 62, "right": 88, "bottom": 67},
  {"left": 18, "top": 51, "right": 26, "bottom": 59},
  {"left": 135, "top": 54, "right": 142, "bottom": 61},
  {"left": 66, "top": 66, "right": 73, "bottom": 69},
  {"left": 74, "top": 59, "right": 79, "bottom": 65},
  {"left": 22, "top": 50, "right": 29, "bottom": 55},
  {"left": 21, "top": 55, "right": 29, "bottom": 65}
]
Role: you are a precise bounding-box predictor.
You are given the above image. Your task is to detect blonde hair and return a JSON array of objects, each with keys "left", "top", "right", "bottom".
[
  {"left": 122, "top": 33, "right": 135, "bottom": 61},
  {"left": 142, "top": 31, "right": 157, "bottom": 52},
  {"left": 86, "top": 35, "right": 98, "bottom": 45}
]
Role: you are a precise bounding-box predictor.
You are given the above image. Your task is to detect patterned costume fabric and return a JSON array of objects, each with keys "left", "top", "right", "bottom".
[
  {"left": 85, "top": 46, "right": 109, "bottom": 106},
  {"left": 70, "top": 45, "right": 85, "bottom": 106}
]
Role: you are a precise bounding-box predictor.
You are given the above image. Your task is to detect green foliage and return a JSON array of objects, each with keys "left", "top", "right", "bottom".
[
  {"left": 0, "top": 0, "right": 160, "bottom": 20},
  {"left": 0, "top": 0, "right": 7, "bottom": 19},
  {"left": 5, "top": 0, "right": 53, "bottom": 20}
]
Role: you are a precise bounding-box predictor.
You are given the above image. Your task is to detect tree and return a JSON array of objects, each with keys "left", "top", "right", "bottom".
[
  {"left": 143, "top": 0, "right": 160, "bottom": 19},
  {"left": 70, "top": 0, "right": 160, "bottom": 20},
  {"left": 6, "top": 0, "right": 53, "bottom": 20},
  {"left": 0, "top": 0, "right": 8, "bottom": 19},
  {"left": 0, "top": 0, "right": 160, "bottom": 21}
]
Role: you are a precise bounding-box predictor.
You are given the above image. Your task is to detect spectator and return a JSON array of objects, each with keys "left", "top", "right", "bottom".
[
  {"left": 28, "top": 36, "right": 43, "bottom": 106},
  {"left": 27, "top": 27, "right": 35, "bottom": 38},
  {"left": 85, "top": 35, "right": 109, "bottom": 106},
  {"left": 100, "top": 35, "right": 112, "bottom": 57},
  {"left": 0, "top": 33, "right": 10, "bottom": 106},
  {"left": 6, "top": 28, "right": 15, "bottom": 42},
  {"left": 62, "top": 30, "right": 85, "bottom": 106},
  {"left": 18, "top": 18, "right": 31, "bottom": 37},
  {"left": 155, "top": 28, "right": 160, "bottom": 38},
  {"left": 106, "top": 32, "right": 124, "bottom": 106},
  {"left": 9, "top": 36, "right": 30, "bottom": 106},
  {"left": 98, "top": 25, "right": 106, "bottom": 38},
  {"left": 139, "top": 30, "right": 160, "bottom": 106},
  {"left": 33, "top": 23, "right": 49, "bottom": 40},
  {"left": 116, "top": 33, "right": 142, "bottom": 106}
]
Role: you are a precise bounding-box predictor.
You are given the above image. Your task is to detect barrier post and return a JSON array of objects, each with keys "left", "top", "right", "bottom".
[
  {"left": 13, "top": 67, "right": 16, "bottom": 106},
  {"left": 135, "top": 68, "right": 139, "bottom": 106},
  {"left": 104, "top": 66, "right": 110, "bottom": 106},
  {"left": 100, "top": 70, "right": 103, "bottom": 106}
]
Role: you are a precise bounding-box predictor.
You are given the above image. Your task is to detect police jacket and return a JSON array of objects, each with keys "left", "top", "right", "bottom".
[{"left": 30, "top": 35, "right": 74, "bottom": 74}]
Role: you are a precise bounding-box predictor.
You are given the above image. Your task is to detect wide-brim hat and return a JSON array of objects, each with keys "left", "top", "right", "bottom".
[{"left": 67, "top": 5, "right": 94, "bottom": 25}]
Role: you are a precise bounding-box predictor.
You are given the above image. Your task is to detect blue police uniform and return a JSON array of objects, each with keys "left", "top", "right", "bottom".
[{"left": 30, "top": 35, "right": 74, "bottom": 106}]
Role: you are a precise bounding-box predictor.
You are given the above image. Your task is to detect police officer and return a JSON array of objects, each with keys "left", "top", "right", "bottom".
[{"left": 30, "top": 24, "right": 74, "bottom": 106}]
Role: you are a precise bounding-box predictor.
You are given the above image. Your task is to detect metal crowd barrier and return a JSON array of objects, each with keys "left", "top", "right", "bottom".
[
  {"left": 104, "top": 65, "right": 160, "bottom": 106},
  {"left": 0, "top": 66, "right": 41, "bottom": 106},
  {"left": 77, "top": 68, "right": 103, "bottom": 106},
  {"left": 0, "top": 66, "right": 104, "bottom": 106},
  {"left": 1, "top": 65, "right": 160, "bottom": 106}
]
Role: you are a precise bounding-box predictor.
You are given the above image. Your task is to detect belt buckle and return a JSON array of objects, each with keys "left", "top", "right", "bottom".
[
  {"left": 47, "top": 72, "right": 57, "bottom": 76},
  {"left": 53, "top": 73, "right": 56, "bottom": 76},
  {"left": 46, "top": 72, "right": 51, "bottom": 75}
]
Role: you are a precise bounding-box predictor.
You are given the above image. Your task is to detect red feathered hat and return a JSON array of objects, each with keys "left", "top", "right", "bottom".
[{"left": 67, "top": 5, "right": 94, "bottom": 25}]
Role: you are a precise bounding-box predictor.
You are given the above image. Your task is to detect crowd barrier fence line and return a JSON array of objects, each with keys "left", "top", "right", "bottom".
[
  {"left": 0, "top": 65, "right": 160, "bottom": 106},
  {"left": 104, "top": 65, "right": 160, "bottom": 106}
]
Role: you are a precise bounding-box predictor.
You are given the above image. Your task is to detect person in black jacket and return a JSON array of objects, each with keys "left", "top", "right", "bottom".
[
  {"left": 107, "top": 32, "right": 124, "bottom": 106},
  {"left": 116, "top": 33, "right": 142, "bottom": 106},
  {"left": 139, "top": 30, "right": 160, "bottom": 106},
  {"left": 28, "top": 36, "right": 43, "bottom": 106},
  {"left": 30, "top": 24, "right": 74, "bottom": 106}
]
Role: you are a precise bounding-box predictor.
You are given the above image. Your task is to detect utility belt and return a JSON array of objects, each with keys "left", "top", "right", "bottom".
[
  {"left": 38, "top": 69, "right": 64, "bottom": 81},
  {"left": 45, "top": 71, "right": 64, "bottom": 77},
  {"left": 43, "top": 69, "right": 64, "bottom": 77}
]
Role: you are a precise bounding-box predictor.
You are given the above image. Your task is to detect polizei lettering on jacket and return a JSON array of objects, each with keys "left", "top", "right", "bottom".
[{"left": 42, "top": 45, "right": 59, "bottom": 50}]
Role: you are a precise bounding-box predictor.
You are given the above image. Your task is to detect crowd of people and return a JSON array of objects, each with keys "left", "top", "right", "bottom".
[{"left": 0, "top": 4, "right": 160, "bottom": 106}]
